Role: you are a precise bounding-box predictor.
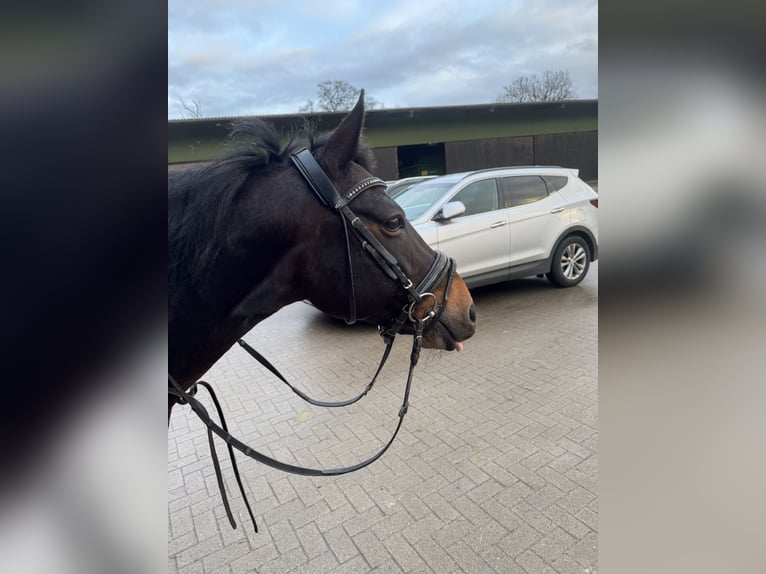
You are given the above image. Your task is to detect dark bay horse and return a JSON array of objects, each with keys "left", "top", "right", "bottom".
[{"left": 168, "top": 93, "right": 476, "bottom": 417}]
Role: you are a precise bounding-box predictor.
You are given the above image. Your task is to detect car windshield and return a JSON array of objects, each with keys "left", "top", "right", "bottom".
[
  {"left": 395, "top": 180, "right": 457, "bottom": 220},
  {"left": 386, "top": 180, "right": 419, "bottom": 199}
]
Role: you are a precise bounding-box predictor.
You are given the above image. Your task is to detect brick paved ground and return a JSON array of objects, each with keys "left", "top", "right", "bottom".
[{"left": 169, "top": 263, "right": 598, "bottom": 574}]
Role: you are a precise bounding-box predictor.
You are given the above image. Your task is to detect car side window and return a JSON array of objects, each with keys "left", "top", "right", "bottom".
[
  {"left": 501, "top": 176, "right": 549, "bottom": 208},
  {"left": 451, "top": 179, "right": 499, "bottom": 217},
  {"left": 542, "top": 175, "right": 568, "bottom": 192}
]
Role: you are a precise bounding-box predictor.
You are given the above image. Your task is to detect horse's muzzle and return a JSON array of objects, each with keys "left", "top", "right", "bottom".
[{"left": 407, "top": 272, "right": 476, "bottom": 351}]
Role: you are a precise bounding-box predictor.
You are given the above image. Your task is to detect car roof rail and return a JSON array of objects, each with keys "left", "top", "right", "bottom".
[{"left": 462, "top": 165, "right": 566, "bottom": 178}]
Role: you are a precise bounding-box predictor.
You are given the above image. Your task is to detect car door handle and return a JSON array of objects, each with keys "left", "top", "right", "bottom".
[
  {"left": 550, "top": 207, "right": 565, "bottom": 214},
  {"left": 490, "top": 221, "right": 507, "bottom": 228}
]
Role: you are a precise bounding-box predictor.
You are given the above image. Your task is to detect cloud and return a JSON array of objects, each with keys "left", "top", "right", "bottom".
[{"left": 168, "top": 0, "right": 597, "bottom": 118}]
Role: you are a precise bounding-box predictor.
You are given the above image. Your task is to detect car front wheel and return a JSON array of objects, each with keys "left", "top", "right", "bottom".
[{"left": 546, "top": 236, "right": 590, "bottom": 287}]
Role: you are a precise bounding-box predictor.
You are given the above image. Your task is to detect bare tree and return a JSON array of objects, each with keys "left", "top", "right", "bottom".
[
  {"left": 498, "top": 69, "right": 576, "bottom": 103},
  {"left": 302, "top": 80, "right": 382, "bottom": 112},
  {"left": 299, "top": 99, "right": 316, "bottom": 113},
  {"left": 179, "top": 97, "right": 203, "bottom": 119}
]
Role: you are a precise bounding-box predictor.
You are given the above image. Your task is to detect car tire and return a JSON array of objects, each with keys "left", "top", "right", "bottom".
[{"left": 546, "top": 236, "right": 590, "bottom": 287}]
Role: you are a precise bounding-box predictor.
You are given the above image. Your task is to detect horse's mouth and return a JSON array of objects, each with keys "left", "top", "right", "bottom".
[{"left": 422, "top": 320, "right": 466, "bottom": 352}]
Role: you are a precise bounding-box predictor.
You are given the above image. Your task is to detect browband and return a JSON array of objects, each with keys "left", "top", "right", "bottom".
[{"left": 290, "top": 148, "right": 386, "bottom": 210}]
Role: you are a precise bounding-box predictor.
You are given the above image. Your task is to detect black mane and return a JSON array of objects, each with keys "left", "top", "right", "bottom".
[{"left": 168, "top": 119, "right": 376, "bottom": 286}]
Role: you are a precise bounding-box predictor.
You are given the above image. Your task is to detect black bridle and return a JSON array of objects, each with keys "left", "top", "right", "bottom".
[
  {"left": 168, "top": 148, "right": 457, "bottom": 533},
  {"left": 290, "top": 148, "right": 455, "bottom": 334}
]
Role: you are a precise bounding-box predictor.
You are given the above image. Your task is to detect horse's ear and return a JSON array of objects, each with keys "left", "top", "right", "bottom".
[{"left": 318, "top": 90, "right": 365, "bottom": 177}]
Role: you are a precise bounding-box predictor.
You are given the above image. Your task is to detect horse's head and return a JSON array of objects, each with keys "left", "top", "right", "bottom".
[
  {"left": 283, "top": 93, "right": 476, "bottom": 351},
  {"left": 169, "top": 90, "right": 476, "bottom": 397}
]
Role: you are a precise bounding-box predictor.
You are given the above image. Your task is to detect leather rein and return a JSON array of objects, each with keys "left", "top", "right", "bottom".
[{"left": 168, "top": 148, "right": 456, "bottom": 533}]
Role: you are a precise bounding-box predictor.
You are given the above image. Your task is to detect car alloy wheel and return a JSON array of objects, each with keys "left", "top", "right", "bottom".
[
  {"left": 547, "top": 236, "right": 590, "bottom": 287},
  {"left": 561, "top": 242, "right": 587, "bottom": 280}
]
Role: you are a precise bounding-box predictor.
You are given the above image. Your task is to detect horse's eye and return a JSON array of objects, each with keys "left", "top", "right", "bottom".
[{"left": 383, "top": 216, "right": 403, "bottom": 232}]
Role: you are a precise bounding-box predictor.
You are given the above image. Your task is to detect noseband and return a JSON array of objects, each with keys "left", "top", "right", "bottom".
[{"left": 168, "top": 148, "right": 458, "bottom": 534}]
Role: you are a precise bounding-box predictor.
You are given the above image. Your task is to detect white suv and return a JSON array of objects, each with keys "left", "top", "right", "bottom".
[{"left": 395, "top": 166, "right": 598, "bottom": 288}]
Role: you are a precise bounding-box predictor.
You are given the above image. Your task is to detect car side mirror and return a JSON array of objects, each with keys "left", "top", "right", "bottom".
[{"left": 436, "top": 201, "right": 466, "bottom": 221}]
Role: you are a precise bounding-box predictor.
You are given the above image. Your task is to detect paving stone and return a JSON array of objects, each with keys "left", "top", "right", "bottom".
[
  {"left": 481, "top": 496, "right": 524, "bottom": 532},
  {"left": 370, "top": 559, "right": 406, "bottom": 573},
  {"left": 442, "top": 540, "right": 490, "bottom": 573},
  {"left": 564, "top": 530, "right": 598, "bottom": 570},
  {"left": 479, "top": 546, "right": 527, "bottom": 573},
  {"left": 268, "top": 519, "right": 301, "bottom": 554},
  {"left": 537, "top": 465, "right": 578, "bottom": 493},
  {"left": 431, "top": 518, "right": 472, "bottom": 548},
  {"left": 296, "top": 522, "right": 329, "bottom": 559},
  {"left": 531, "top": 526, "right": 578, "bottom": 563},
  {"left": 324, "top": 525, "right": 359, "bottom": 564},
  {"left": 575, "top": 506, "right": 598, "bottom": 532},
  {"left": 464, "top": 518, "right": 507, "bottom": 553},
  {"left": 495, "top": 479, "right": 534, "bottom": 508},
  {"left": 450, "top": 494, "right": 491, "bottom": 527},
  {"left": 174, "top": 535, "right": 223, "bottom": 570},
  {"left": 202, "top": 540, "right": 251, "bottom": 573},
  {"left": 193, "top": 508, "right": 222, "bottom": 541},
  {"left": 382, "top": 532, "right": 428, "bottom": 572},
  {"left": 170, "top": 507, "right": 195, "bottom": 538},
  {"left": 414, "top": 537, "right": 459, "bottom": 573},
  {"left": 370, "top": 510, "right": 414, "bottom": 541},
  {"left": 543, "top": 505, "right": 592, "bottom": 541},
  {"left": 258, "top": 546, "right": 307, "bottom": 574},
  {"left": 556, "top": 486, "right": 597, "bottom": 516},
  {"left": 317, "top": 482, "right": 347, "bottom": 511},
  {"left": 515, "top": 549, "right": 557, "bottom": 574},
  {"left": 343, "top": 506, "right": 386, "bottom": 538},
  {"left": 401, "top": 514, "right": 445, "bottom": 545},
  {"left": 326, "top": 554, "right": 372, "bottom": 574},
  {"left": 345, "top": 483, "right": 376, "bottom": 514},
  {"left": 169, "top": 531, "right": 199, "bottom": 557},
  {"left": 497, "top": 524, "right": 543, "bottom": 558},
  {"left": 550, "top": 554, "right": 590, "bottom": 574},
  {"left": 295, "top": 551, "right": 339, "bottom": 574},
  {"left": 271, "top": 476, "right": 298, "bottom": 504},
  {"left": 526, "top": 484, "right": 566, "bottom": 511},
  {"left": 351, "top": 530, "right": 391, "bottom": 568},
  {"left": 315, "top": 503, "right": 358, "bottom": 531},
  {"left": 229, "top": 543, "right": 278, "bottom": 574},
  {"left": 422, "top": 492, "right": 460, "bottom": 523},
  {"left": 512, "top": 501, "right": 556, "bottom": 534}
]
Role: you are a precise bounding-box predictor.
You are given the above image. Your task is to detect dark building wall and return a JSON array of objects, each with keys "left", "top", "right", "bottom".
[
  {"left": 534, "top": 131, "right": 598, "bottom": 181},
  {"left": 371, "top": 146, "right": 398, "bottom": 180},
  {"left": 442, "top": 130, "right": 597, "bottom": 181},
  {"left": 445, "top": 136, "right": 534, "bottom": 172}
]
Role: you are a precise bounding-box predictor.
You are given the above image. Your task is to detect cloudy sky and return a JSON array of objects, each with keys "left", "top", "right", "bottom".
[{"left": 168, "top": 0, "right": 597, "bottom": 119}]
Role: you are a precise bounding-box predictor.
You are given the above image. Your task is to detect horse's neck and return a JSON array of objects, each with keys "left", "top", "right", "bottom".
[
  {"left": 170, "top": 310, "right": 270, "bottom": 388},
  {"left": 170, "top": 172, "right": 311, "bottom": 389},
  {"left": 169, "top": 242, "right": 302, "bottom": 388}
]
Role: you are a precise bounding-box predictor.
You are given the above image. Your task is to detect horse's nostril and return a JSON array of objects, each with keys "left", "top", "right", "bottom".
[{"left": 469, "top": 303, "right": 477, "bottom": 323}]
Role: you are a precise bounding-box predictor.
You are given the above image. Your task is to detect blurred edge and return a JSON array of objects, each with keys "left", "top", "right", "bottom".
[
  {"left": 1, "top": 1, "right": 765, "bottom": 574},
  {"left": 0, "top": 2, "right": 167, "bottom": 574},
  {"left": 600, "top": 1, "right": 766, "bottom": 574}
]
